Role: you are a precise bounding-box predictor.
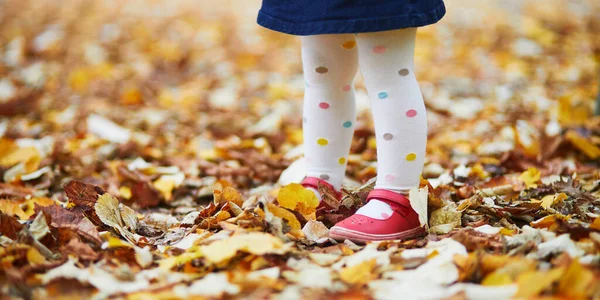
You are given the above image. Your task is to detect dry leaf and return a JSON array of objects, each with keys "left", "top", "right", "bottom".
[
  {"left": 515, "top": 268, "right": 564, "bottom": 298},
  {"left": 95, "top": 193, "right": 139, "bottom": 243},
  {"left": 267, "top": 203, "right": 301, "bottom": 232},
  {"left": 200, "top": 232, "right": 287, "bottom": 264},
  {"left": 518, "top": 167, "right": 541, "bottom": 189},
  {"left": 339, "top": 259, "right": 376, "bottom": 285},
  {"left": 277, "top": 183, "right": 319, "bottom": 215}
]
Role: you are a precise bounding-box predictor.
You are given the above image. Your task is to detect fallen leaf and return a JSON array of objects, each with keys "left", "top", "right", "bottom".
[
  {"left": 339, "top": 259, "right": 376, "bottom": 285},
  {"left": 64, "top": 180, "right": 105, "bottom": 209},
  {"left": 36, "top": 204, "right": 102, "bottom": 245},
  {"left": 429, "top": 202, "right": 462, "bottom": 234},
  {"left": 515, "top": 268, "right": 564, "bottom": 298},
  {"left": 565, "top": 130, "right": 600, "bottom": 159},
  {"left": 0, "top": 213, "right": 23, "bottom": 239},
  {"left": 277, "top": 183, "right": 319, "bottom": 216},
  {"left": 481, "top": 272, "right": 513, "bottom": 286},
  {"left": 590, "top": 217, "right": 600, "bottom": 231},
  {"left": 30, "top": 212, "right": 50, "bottom": 240},
  {"left": 27, "top": 247, "right": 47, "bottom": 265},
  {"left": 557, "top": 259, "right": 594, "bottom": 298},
  {"left": 94, "top": 193, "right": 139, "bottom": 243},
  {"left": 200, "top": 232, "right": 287, "bottom": 264},
  {"left": 267, "top": 203, "right": 301, "bottom": 232},
  {"left": 540, "top": 192, "right": 567, "bottom": 210},
  {"left": 518, "top": 167, "right": 541, "bottom": 189},
  {"left": 0, "top": 200, "right": 28, "bottom": 220},
  {"left": 60, "top": 238, "right": 99, "bottom": 261}
]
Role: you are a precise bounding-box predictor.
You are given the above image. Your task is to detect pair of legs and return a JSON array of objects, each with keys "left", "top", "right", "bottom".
[{"left": 302, "top": 28, "right": 427, "bottom": 220}]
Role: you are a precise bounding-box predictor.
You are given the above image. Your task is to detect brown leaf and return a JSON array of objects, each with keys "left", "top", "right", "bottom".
[
  {"left": 36, "top": 204, "right": 102, "bottom": 246},
  {"left": 64, "top": 180, "right": 105, "bottom": 226},
  {"left": 64, "top": 180, "right": 105, "bottom": 208},
  {"left": 0, "top": 183, "right": 34, "bottom": 199},
  {"left": 60, "top": 238, "right": 100, "bottom": 261},
  {"left": 0, "top": 212, "right": 24, "bottom": 239},
  {"left": 131, "top": 181, "right": 162, "bottom": 208}
]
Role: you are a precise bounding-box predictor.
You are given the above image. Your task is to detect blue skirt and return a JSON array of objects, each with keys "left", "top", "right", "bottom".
[{"left": 257, "top": 0, "right": 446, "bottom": 36}]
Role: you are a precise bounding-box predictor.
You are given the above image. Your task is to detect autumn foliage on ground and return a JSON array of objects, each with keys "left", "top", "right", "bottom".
[{"left": 0, "top": 0, "right": 599, "bottom": 299}]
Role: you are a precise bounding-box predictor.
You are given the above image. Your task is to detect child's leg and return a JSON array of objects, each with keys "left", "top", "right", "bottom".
[
  {"left": 301, "top": 34, "right": 358, "bottom": 191},
  {"left": 355, "top": 28, "right": 427, "bottom": 218}
]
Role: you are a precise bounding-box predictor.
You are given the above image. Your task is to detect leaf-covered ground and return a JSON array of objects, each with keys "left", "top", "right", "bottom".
[{"left": 1, "top": 0, "right": 600, "bottom": 299}]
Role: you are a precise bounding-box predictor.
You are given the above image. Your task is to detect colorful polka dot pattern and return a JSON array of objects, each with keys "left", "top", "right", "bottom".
[
  {"left": 342, "top": 41, "right": 356, "bottom": 49},
  {"left": 385, "top": 174, "right": 395, "bottom": 183},
  {"left": 372, "top": 45, "right": 387, "bottom": 54},
  {"left": 305, "top": 37, "right": 423, "bottom": 189},
  {"left": 315, "top": 66, "right": 328, "bottom": 74},
  {"left": 317, "top": 138, "right": 328, "bottom": 146}
]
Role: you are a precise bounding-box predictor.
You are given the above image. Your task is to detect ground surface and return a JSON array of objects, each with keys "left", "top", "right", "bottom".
[{"left": 0, "top": 0, "right": 600, "bottom": 299}]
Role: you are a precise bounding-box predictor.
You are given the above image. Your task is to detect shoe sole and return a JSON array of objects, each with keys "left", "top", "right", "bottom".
[{"left": 329, "top": 225, "right": 427, "bottom": 244}]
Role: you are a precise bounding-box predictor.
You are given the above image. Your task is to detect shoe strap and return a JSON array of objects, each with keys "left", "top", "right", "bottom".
[
  {"left": 300, "top": 177, "right": 341, "bottom": 199},
  {"left": 366, "top": 189, "right": 412, "bottom": 216}
]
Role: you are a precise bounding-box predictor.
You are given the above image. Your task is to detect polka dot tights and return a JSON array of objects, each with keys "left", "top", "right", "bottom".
[{"left": 302, "top": 29, "right": 426, "bottom": 219}]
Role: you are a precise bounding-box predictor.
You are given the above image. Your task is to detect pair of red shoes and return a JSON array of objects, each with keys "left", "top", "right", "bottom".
[{"left": 301, "top": 177, "right": 426, "bottom": 243}]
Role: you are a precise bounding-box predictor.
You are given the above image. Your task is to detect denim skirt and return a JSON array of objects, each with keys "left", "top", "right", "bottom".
[{"left": 257, "top": 0, "right": 446, "bottom": 36}]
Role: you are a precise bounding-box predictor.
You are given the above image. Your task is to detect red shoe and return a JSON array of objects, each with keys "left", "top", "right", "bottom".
[
  {"left": 300, "top": 177, "right": 342, "bottom": 212},
  {"left": 329, "top": 189, "right": 426, "bottom": 243}
]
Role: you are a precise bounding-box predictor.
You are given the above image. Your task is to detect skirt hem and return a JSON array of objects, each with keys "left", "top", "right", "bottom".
[{"left": 256, "top": 3, "right": 446, "bottom": 36}]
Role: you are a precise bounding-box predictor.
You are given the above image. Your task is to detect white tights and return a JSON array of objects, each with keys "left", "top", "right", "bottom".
[{"left": 302, "top": 29, "right": 427, "bottom": 219}]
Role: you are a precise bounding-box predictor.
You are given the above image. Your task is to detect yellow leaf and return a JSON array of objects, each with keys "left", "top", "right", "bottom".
[
  {"left": 0, "top": 146, "right": 40, "bottom": 169},
  {"left": 0, "top": 200, "right": 28, "bottom": 220},
  {"left": 482, "top": 272, "right": 513, "bottom": 286},
  {"left": 200, "top": 232, "right": 286, "bottom": 264},
  {"left": 470, "top": 163, "right": 489, "bottom": 180},
  {"left": 220, "top": 187, "right": 244, "bottom": 207},
  {"left": 215, "top": 210, "right": 231, "bottom": 221},
  {"left": 106, "top": 236, "right": 133, "bottom": 248},
  {"left": 498, "top": 228, "right": 517, "bottom": 236},
  {"left": 514, "top": 121, "right": 540, "bottom": 157},
  {"left": 557, "top": 96, "right": 590, "bottom": 126},
  {"left": 119, "top": 186, "right": 132, "bottom": 200},
  {"left": 158, "top": 246, "right": 203, "bottom": 270},
  {"left": 0, "top": 139, "right": 17, "bottom": 158},
  {"left": 153, "top": 177, "right": 176, "bottom": 201},
  {"left": 21, "top": 197, "right": 56, "bottom": 219},
  {"left": 557, "top": 259, "right": 594, "bottom": 298},
  {"left": 515, "top": 268, "right": 564, "bottom": 298},
  {"left": 541, "top": 193, "right": 567, "bottom": 210},
  {"left": 68, "top": 68, "right": 91, "bottom": 92},
  {"left": 267, "top": 203, "right": 301, "bottom": 231},
  {"left": 120, "top": 87, "right": 143, "bottom": 105},
  {"left": 277, "top": 183, "right": 319, "bottom": 216},
  {"left": 518, "top": 167, "right": 541, "bottom": 188},
  {"left": 339, "top": 259, "right": 377, "bottom": 285},
  {"left": 367, "top": 137, "right": 377, "bottom": 149},
  {"left": 590, "top": 217, "right": 600, "bottom": 231},
  {"left": 565, "top": 130, "right": 600, "bottom": 159},
  {"left": 540, "top": 195, "right": 554, "bottom": 209},
  {"left": 27, "top": 248, "right": 47, "bottom": 265}
]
